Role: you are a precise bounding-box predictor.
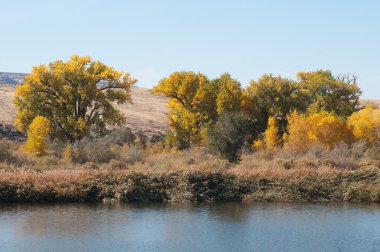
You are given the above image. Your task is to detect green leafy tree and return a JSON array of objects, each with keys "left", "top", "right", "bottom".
[
  {"left": 14, "top": 55, "right": 136, "bottom": 142},
  {"left": 246, "top": 74, "right": 308, "bottom": 135},
  {"left": 297, "top": 70, "right": 362, "bottom": 117},
  {"left": 208, "top": 112, "right": 250, "bottom": 163}
]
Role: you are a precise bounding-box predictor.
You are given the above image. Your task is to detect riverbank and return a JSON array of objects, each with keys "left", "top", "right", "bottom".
[{"left": 1, "top": 167, "right": 379, "bottom": 203}]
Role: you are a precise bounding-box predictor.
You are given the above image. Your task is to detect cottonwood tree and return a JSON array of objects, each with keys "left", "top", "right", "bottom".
[
  {"left": 348, "top": 104, "right": 380, "bottom": 145},
  {"left": 283, "top": 111, "right": 352, "bottom": 152},
  {"left": 153, "top": 71, "right": 243, "bottom": 149},
  {"left": 214, "top": 73, "right": 242, "bottom": 114},
  {"left": 153, "top": 71, "right": 210, "bottom": 148},
  {"left": 245, "top": 74, "right": 308, "bottom": 136},
  {"left": 297, "top": 70, "right": 362, "bottom": 117},
  {"left": 14, "top": 55, "right": 136, "bottom": 142},
  {"left": 283, "top": 111, "right": 312, "bottom": 154}
]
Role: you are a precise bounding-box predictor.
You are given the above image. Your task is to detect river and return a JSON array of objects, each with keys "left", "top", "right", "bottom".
[{"left": 0, "top": 202, "right": 379, "bottom": 251}]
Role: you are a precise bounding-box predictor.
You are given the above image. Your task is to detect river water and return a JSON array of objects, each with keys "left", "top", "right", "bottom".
[{"left": 0, "top": 202, "right": 379, "bottom": 252}]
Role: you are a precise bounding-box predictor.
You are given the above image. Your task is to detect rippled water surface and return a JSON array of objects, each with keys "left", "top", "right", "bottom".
[{"left": 0, "top": 202, "right": 379, "bottom": 252}]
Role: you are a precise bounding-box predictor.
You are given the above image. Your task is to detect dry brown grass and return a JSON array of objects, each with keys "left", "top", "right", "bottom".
[
  {"left": 0, "top": 85, "right": 17, "bottom": 126},
  {"left": 1, "top": 143, "right": 379, "bottom": 202},
  {"left": 0, "top": 162, "right": 379, "bottom": 203},
  {"left": 0, "top": 122, "right": 379, "bottom": 203}
]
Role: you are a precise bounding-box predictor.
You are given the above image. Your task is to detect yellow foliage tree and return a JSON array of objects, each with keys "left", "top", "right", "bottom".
[
  {"left": 347, "top": 104, "right": 380, "bottom": 145},
  {"left": 283, "top": 111, "right": 312, "bottom": 154},
  {"left": 308, "top": 111, "right": 352, "bottom": 149},
  {"left": 153, "top": 71, "right": 243, "bottom": 148},
  {"left": 166, "top": 99, "right": 201, "bottom": 148},
  {"left": 264, "top": 117, "right": 280, "bottom": 151},
  {"left": 215, "top": 73, "right": 242, "bottom": 114},
  {"left": 252, "top": 117, "right": 280, "bottom": 154},
  {"left": 23, "top": 116, "right": 51, "bottom": 156},
  {"left": 14, "top": 55, "right": 136, "bottom": 142},
  {"left": 284, "top": 111, "right": 352, "bottom": 153},
  {"left": 252, "top": 139, "right": 265, "bottom": 151},
  {"left": 153, "top": 71, "right": 210, "bottom": 148}
]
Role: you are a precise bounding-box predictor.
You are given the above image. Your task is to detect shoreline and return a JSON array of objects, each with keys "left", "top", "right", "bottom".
[{"left": 0, "top": 168, "right": 379, "bottom": 203}]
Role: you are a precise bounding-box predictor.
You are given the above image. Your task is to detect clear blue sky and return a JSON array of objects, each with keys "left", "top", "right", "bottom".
[{"left": 1, "top": 0, "right": 379, "bottom": 98}]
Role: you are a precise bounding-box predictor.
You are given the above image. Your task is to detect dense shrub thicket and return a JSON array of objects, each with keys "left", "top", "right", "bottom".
[{"left": 0, "top": 167, "right": 379, "bottom": 203}]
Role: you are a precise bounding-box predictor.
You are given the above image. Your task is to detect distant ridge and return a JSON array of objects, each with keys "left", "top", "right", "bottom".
[{"left": 0, "top": 72, "right": 27, "bottom": 85}]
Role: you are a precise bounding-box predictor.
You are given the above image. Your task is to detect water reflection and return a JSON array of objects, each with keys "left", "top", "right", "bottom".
[{"left": 0, "top": 202, "right": 380, "bottom": 252}]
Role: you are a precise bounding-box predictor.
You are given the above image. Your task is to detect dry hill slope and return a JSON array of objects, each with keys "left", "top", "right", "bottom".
[{"left": 0, "top": 85, "right": 169, "bottom": 136}]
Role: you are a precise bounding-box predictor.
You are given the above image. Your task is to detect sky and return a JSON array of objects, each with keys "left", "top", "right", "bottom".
[{"left": 0, "top": 0, "right": 379, "bottom": 98}]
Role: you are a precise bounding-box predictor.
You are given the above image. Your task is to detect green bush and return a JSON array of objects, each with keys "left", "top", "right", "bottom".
[{"left": 208, "top": 112, "right": 251, "bottom": 163}]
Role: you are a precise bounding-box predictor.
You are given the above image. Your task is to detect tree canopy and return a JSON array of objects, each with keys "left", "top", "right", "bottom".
[
  {"left": 297, "top": 70, "right": 362, "bottom": 117},
  {"left": 154, "top": 70, "right": 363, "bottom": 153},
  {"left": 153, "top": 71, "right": 210, "bottom": 148},
  {"left": 348, "top": 104, "right": 380, "bottom": 145},
  {"left": 153, "top": 71, "right": 243, "bottom": 148},
  {"left": 14, "top": 55, "right": 136, "bottom": 142},
  {"left": 245, "top": 74, "right": 308, "bottom": 135}
]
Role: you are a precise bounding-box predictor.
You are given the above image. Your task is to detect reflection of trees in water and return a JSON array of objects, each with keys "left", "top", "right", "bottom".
[
  {"left": 203, "top": 203, "right": 252, "bottom": 222},
  {"left": 11, "top": 203, "right": 200, "bottom": 238},
  {"left": 13, "top": 203, "right": 131, "bottom": 237},
  {"left": 8, "top": 202, "right": 255, "bottom": 244},
  {"left": 5, "top": 202, "right": 380, "bottom": 240}
]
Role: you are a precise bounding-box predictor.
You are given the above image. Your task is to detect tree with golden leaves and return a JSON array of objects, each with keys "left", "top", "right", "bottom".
[
  {"left": 307, "top": 111, "right": 352, "bottom": 149},
  {"left": 153, "top": 71, "right": 243, "bottom": 148},
  {"left": 348, "top": 104, "right": 380, "bottom": 145},
  {"left": 153, "top": 71, "right": 210, "bottom": 148},
  {"left": 252, "top": 116, "right": 280, "bottom": 155},
  {"left": 284, "top": 111, "right": 352, "bottom": 152},
  {"left": 23, "top": 116, "right": 50, "bottom": 156},
  {"left": 215, "top": 73, "right": 242, "bottom": 114},
  {"left": 263, "top": 116, "right": 280, "bottom": 152},
  {"left": 14, "top": 55, "right": 136, "bottom": 142},
  {"left": 283, "top": 111, "right": 313, "bottom": 154}
]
